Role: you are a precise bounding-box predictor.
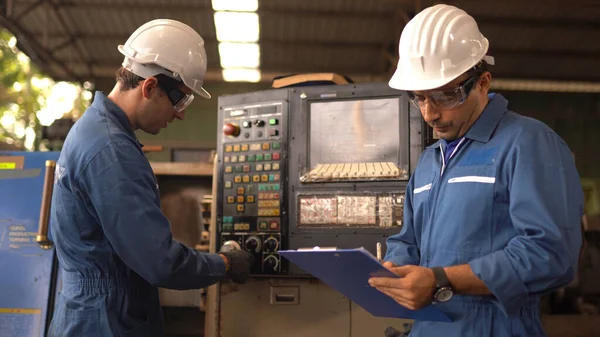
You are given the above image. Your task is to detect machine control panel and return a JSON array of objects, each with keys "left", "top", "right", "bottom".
[{"left": 218, "top": 102, "right": 287, "bottom": 275}]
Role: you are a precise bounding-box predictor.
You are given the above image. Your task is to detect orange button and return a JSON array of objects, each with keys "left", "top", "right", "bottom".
[
  {"left": 237, "top": 187, "right": 245, "bottom": 195},
  {"left": 269, "top": 221, "right": 279, "bottom": 230},
  {"left": 237, "top": 196, "right": 245, "bottom": 203},
  {"left": 227, "top": 196, "right": 234, "bottom": 204},
  {"left": 247, "top": 195, "right": 255, "bottom": 203},
  {"left": 236, "top": 204, "right": 245, "bottom": 212}
]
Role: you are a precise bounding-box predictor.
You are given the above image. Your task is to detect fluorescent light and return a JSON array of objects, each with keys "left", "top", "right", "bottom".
[
  {"left": 211, "top": 0, "right": 258, "bottom": 11},
  {"left": 218, "top": 42, "right": 260, "bottom": 68},
  {"left": 214, "top": 12, "right": 259, "bottom": 42},
  {"left": 222, "top": 68, "right": 261, "bottom": 82}
]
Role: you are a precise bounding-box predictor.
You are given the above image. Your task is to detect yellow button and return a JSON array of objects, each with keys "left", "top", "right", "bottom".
[
  {"left": 250, "top": 143, "right": 261, "bottom": 151},
  {"left": 227, "top": 196, "right": 234, "bottom": 204},
  {"left": 234, "top": 176, "right": 242, "bottom": 183},
  {"left": 262, "top": 143, "right": 270, "bottom": 150},
  {"left": 237, "top": 196, "right": 245, "bottom": 203},
  {"left": 238, "top": 155, "right": 246, "bottom": 162},
  {"left": 237, "top": 187, "right": 245, "bottom": 195},
  {"left": 252, "top": 175, "right": 261, "bottom": 182},
  {"left": 233, "top": 145, "right": 241, "bottom": 152},
  {"left": 264, "top": 163, "right": 272, "bottom": 171},
  {"left": 256, "top": 164, "right": 263, "bottom": 172},
  {"left": 241, "top": 144, "right": 249, "bottom": 151},
  {"left": 224, "top": 156, "right": 230, "bottom": 163},
  {"left": 242, "top": 175, "right": 250, "bottom": 183},
  {"left": 273, "top": 163, "right": 280, "bottom": 170},
  {"left": 261, "top": 174, "right": 269, "bottom": 182},
  {"left": 247, "top": 195, "right": 255, "bottom": 203},
  {"left": 231, "top": 156, "right": 238, "bottom": 163},
  {"left": 237, "top": 204, "right": 245, "bottom": 212},
  {"left": 225, "top": 166, "right": 232, "bottom": 173},
  {"left": 225, "top": 146, "right": 233, "bottom": 153}
]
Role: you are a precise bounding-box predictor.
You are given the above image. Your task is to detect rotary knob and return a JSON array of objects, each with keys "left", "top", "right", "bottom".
[
  {"left": 223, "top": 123, "right": 240, "bottom": 137},
  {"left": 263, "top": 237, "right": 279, "bottom": 251},
  {"left": 263, "top": 255, "right": 279, "bottom": 272},
  {"left": 220, "top": 240, "right": 241, "bottom": 252},
  {"left": 245, "top": 236, "right": 261, "bottom": 253}
]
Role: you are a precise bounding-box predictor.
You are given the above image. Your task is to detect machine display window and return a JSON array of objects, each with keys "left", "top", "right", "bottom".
[
  {"left": 298, "top": 194, "right": 404, "bottom": 228},
  {"left": 303, "top": 98, "right": 409, "bottom": 182}
]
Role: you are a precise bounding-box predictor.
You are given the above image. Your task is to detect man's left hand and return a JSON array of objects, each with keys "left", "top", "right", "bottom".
[{"left": 368, "top": 264, "right": 437, "bottom": 310}]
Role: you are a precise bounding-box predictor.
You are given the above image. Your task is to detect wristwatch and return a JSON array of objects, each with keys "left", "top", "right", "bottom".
[{"left": 431, "top": 267, "right": 453, "bottom": 303}]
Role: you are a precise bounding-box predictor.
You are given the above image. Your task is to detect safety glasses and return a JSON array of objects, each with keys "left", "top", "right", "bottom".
[
  {"left": 156, "top": 77, "right": 194, "bottom": 113},
  {"left": 407, "top": 75, "right": 479, "bottom": 110}
]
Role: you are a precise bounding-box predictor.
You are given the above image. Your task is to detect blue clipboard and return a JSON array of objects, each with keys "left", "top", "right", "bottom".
[{"left": 279, "top": 247, "right": 451, "bottom": 322}]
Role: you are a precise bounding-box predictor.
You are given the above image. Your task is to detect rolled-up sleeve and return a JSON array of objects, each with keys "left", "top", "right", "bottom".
[
  {"left": 79, "top": 142, "right": 226, "bottom": 290},
  {"left": 384, "top": 176, "right": 420, "bottom": 266},
  {"left": 469, "top": 130, "right": 583, "bottom": 315}
]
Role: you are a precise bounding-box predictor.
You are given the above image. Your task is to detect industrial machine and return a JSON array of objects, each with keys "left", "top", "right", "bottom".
[
  {"left": 0, "top": 152, "right": 60, "bottom": 337},
  {"left": 208, "top": 82, "right": 432, "bottom": 337}
]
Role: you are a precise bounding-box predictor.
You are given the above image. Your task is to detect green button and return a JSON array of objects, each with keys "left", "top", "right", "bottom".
[
  {"left": 264, "top": 153, "right": 272, "bottom": 161},
  {"left": 223, "top": 223, "right": 233, "bottom": 231},
  {"left": 256, "top": 154, "right": 264, "bottom": 161},
  {"left": 247, "top": 154, "right": 255, "bottom": 162},
  {"left": 272, "top": 142, "right": 281, "bottom": 149},
  {"left": 273, "top": 184, "right": 280, "bottom": 191},
  {"left": 223, "top": 216, "right": 233, "bottom": 223},
  {"left": 269, "top": 174, "right": 275, "bottom": 182},
  {"left": 235, "top": 165, "right": 243, "bottom": 173},
  {"left": 259, "top": 221, "right": 268, "bottom": 230},
  {"left": 269, "top": 118, "right": 278, "bottom": 125},
  {"left": 259, "top": 184, "right": 266, "bottom": 191}
]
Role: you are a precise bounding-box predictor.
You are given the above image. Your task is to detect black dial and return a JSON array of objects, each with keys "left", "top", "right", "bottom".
[
  {"left": 263, "top": 237, "right": 278, "bottom": 251},
  {"left": 245, "top": 236, "right": 261, "bottom": 253},
  {"left": 263, "top": 255, "right": 279, "bottom": 272}
]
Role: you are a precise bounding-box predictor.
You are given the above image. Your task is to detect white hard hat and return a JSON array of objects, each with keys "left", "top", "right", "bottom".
[
  {"left": 118, "top": 19, "right": 211, "bottom": 98},
  {"left": 389, "top": 4, "right": 495, "bottom": 92}
]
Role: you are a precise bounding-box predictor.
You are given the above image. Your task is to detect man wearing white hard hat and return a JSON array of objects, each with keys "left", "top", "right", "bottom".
[
  {"left": 369, "top": 4, "right": 583, "bottom": 336},
  {"left": 48, "top": 19, "right": 254, "bottom": 336}
]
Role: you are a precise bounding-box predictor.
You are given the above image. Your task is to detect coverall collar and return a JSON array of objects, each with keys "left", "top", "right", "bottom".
[
  {"left": 426, "top": 93, "right": 508, "bottom": 149},
  {"left": 91, "top": 91, "right": 136, "bottom": 138}
]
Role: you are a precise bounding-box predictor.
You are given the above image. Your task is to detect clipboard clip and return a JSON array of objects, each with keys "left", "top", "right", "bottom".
[{"left": 296, "top": 246, "right": 338, "bottom": 251}]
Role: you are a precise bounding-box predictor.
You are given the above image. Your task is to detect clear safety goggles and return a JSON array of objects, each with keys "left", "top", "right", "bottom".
[
  {"left": 157, "top": 78, "right": 194, "bottom": 113},
  {"left": 407, "top": 75, "right": 479, "bottom": 110}
]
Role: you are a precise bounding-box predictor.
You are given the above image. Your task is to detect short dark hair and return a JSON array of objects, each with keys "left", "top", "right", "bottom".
[{"left": 115, "top": 66, "right": 144, "bottom": 91}]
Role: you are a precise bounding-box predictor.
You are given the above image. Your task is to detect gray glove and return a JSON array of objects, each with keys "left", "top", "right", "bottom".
[{"left": 220, "top": 250, "right": 254, "bottom": 284}]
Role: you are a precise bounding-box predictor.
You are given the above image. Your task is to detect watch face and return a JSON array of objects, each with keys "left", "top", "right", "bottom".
[{"left": 435, "top": 288, "right": 453, "bottom": 302}]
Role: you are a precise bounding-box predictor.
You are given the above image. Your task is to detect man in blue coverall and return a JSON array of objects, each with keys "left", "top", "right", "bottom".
[
  {"left": 369, "top": 4, "right": 583, "bottom": 336},
  {"left": 48, "top": 19, "right": 254, "bottom": 336}
]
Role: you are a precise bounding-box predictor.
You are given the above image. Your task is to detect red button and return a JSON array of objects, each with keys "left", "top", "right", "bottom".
[
  {"left": 269, "top": 221, "right": 279, "bottom": 229},
  {"left": 272, "top": 152, "right": 280, "bottom": 160}
]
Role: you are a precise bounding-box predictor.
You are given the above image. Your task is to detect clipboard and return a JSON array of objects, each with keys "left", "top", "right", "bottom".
[{"left": 279, "top": 247, "right": 451, "bottom": 322}]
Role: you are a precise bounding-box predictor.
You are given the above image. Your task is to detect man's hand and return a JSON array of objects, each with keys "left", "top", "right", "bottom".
[
  {"left": 219, "top": 250, "right": 255, "bottom": 284},
  {"left": 368, "top": 264, "right": 436, "bottom": 310}
]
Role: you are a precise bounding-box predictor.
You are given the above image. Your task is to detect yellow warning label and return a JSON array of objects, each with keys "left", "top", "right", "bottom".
[
  {"left": 0, "top": 308, "right": 41, "bottom": 315},
  {"left": 0, "top": 163, "right": 16, "bottom": 170}
]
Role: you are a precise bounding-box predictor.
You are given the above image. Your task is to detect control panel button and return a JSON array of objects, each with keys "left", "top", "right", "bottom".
[
  {"left": 256, "top": 164, "right": 263, "bottom": 171},
  {"left": 225, "top": 145, "right": 233, "bottom": 153},
  {"left": 269, "top": 129, "right": 279, "bottom": 137},
  {"left": 231, "top": 156, "right": 238, "bottom": 163},
  {"left": 256, "top": 154, "right": 264, "bottom": 161},
  {"left": 255, "top": 120, "right": 265, "bottom": 127},
  {"left": 237, "top": 196, "right": 245, "bottom": 203},
  {"left": 223, "top": 123, "right": 240, "bottom": 137},
  {"left": 272, "top": 142, "right": 281, "bottom": 149},
  {"left": 234, "top": 176, "right": 242, "bottom": 183},
  {"left": 264, "top": 163, "right": 272, "bottom": 171},
  {"left": 269, "top": 221, "right": 279, "bottom": 230},
  {"left": 222, "top": 223, "right": 233, "bottom": 231},
  {"left": 272, "top": 152, "right": 280, "bottom": 160},
  {"left": 224, "top": 156, "right": 230, "bottom": 163},
  {"left": 247, "top": 154, "right": 256, "bottom": 162},
  {"left": 269, "top": 118, "right": 279, "bottom": 126},
  {"left": 258, "top": 221, "right": 268, "bottom": 230},
  {"left": 272, "top": 163, "right": 280, "bottom": 170},
  {"left": 237, "top": 187, "right": 245, "bottom": 195},
  {"left": 243, "top": 121, "right": 252, "bottom": 128},
  {"left": 243, "top": 165, "right": 251, "bottom": 173},
  {"left": 261, "top": 174, "right": 269, "bottom": 182},
  {"left": 233, "top": 145, "right": 241, "bottom": 152},
  {"left": 225, "top": 166, "right": 232, "bottom": 173},
  {"left": 250, "top": 144, "right": 261, "bottom": 151},
  {"left": 225, "top": 181, "right": 232, "bottom": 188},
  {"left": 227, "top": 196, "right": 235, "bottom": 204},
  {"left": 235, "top": 166, "right": 243, "bottom": 173},
  {"left": 262, "top": 143, "right": 270, "bottom": 150},
  {"left": 247, "top": 195, "right": 255, "bottom": 203},
  {"left": 241, "top": 144, "right": 249, "bottom": 151},
  {"left": 264, "top": 153, "right": 272, "bottom": 161},
  {"left": 236, "top": 204, "right": 245, "bottom": 212},
  {"left": 238, "top": 155, "right": 246, "bottom": 162},
  {"left": 252, "top": 175, "right": 261, "bottom": 182},
  {"left": 242, "top": 175, "right": 250, "bottom": 183}
]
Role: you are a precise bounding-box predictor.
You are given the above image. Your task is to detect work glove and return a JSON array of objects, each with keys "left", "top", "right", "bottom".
[{"left": 220, "top": 250, "right": 254, "bottom": 284}]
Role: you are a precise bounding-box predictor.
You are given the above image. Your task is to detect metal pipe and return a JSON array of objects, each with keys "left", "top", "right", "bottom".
[{"left": 36, "top": 160, "right": 56, "bottom": 250}]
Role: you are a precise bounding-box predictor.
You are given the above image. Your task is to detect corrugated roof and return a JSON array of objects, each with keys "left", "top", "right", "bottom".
[{"left": 3, "top": 0, "right": 600, "bottom": 84}]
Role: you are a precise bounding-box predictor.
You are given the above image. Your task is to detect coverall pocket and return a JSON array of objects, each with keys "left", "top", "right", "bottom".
[
  {"left": 441, "top": 165, "right": 497, "bottom": 254},
  {"left": 124, "top": 317, "right": 152, "bottom": 337}
]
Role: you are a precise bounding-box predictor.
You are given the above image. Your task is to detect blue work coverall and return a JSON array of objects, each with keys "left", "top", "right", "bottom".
[
  {"left": 385, "top": 94, "right": 583, "bottom": 336},
  {"left": 48, "top": 92, "right": 226, "bottom": 336}
]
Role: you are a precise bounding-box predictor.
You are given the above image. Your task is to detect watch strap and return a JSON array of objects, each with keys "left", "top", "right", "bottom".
[{"left": 431, "top": 266, "right": 451, "bottom": 288}]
